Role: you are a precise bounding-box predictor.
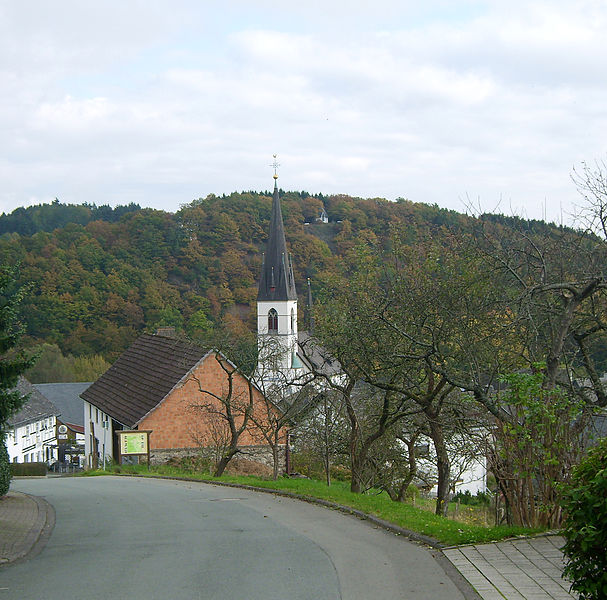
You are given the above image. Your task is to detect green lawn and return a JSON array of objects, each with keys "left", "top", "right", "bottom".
[{"left": 82, "top": 465, "right": 543, "bottom": 547}]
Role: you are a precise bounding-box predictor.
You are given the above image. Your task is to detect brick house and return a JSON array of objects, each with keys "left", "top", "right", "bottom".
[{"left": 81, "top": 332, "right": 283, "bottom": 470}]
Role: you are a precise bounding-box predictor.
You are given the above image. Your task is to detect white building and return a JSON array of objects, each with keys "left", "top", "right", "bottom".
[
  {"left": 6, "top": 378, "right": 59, "bottom": 464},
  {"left": 83, "top": 400, "right": 114, "bottom": 468},
  {"left": 35, "top": 382, "right": 89, "bottom": 467}
]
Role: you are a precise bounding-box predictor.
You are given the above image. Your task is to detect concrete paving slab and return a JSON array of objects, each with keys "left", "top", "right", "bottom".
[{"left": 443, "top": 536, "right": 577, "bottom": 600}]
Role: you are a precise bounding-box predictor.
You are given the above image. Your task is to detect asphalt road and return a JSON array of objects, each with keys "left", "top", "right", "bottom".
[{"left": 2, "top": 476, "right": 465, "bottom": 600}]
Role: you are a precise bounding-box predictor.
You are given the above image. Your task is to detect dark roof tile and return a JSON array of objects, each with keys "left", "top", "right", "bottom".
[
  {"left": 34, "top": 382, "right": 90, "bottom": 428},
  {"left": 81, "top": 334, "right": 209, "bottom": 427},
  {"left": 9, "top": 378, "right": 60, "bottom": 427}
]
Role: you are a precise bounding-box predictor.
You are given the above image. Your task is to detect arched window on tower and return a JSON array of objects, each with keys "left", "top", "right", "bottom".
[
  {"left": 290, "top": 308, "right": 295, "bottom": 332},
  {"left": 268, "top": 309, "right": 278, "bottom": 332}
]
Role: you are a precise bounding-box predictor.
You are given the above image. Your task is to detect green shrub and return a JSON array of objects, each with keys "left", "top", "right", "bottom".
[
  {"left": 290, "top": 450, "right": 350, "bottom": 482},
  {"left": 0, "top": 437, "right": 10, "bottom": 496},
  {"left": 10, "top": 462, "right": 47, "bottom": 477},
  {"left": 452, "top": 490, "right": 491, "bottom": 507},
  {"left": 560, "top": 437, "right": 607, "bottom": 599}
]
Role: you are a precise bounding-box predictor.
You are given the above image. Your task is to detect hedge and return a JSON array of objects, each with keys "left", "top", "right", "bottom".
[
  {"left": 560, "top": 437, "right": 607, "bottom": 600},
  {"left": 10, "top": 462, "right": 48, "bottom": 477}
]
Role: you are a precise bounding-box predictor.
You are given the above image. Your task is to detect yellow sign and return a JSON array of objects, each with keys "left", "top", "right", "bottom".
[{"left": 119, "top": 431, "right": 149, "bottom": 455}]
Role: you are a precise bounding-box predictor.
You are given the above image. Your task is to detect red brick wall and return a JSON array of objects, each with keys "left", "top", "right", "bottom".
[{"left": 139, "top": 353, "right": 283, "bottom": 450}]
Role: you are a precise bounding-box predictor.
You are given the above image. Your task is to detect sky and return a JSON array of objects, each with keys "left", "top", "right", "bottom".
[{"left": 1, "top": 1, "right": 606, "bottom": 225}]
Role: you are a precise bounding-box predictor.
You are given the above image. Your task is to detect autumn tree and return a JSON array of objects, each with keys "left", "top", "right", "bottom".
[
  {"left": 310, "top": 229, "right": 522, "bottom": 515},
  {"left": 301, "top": 288, "right": 425, "bottom": 498},
  {"left": 489, "top": 368, "right": 587, "bottom": 528}
]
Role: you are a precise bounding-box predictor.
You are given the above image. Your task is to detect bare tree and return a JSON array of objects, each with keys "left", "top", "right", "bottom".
[
  {"left": 188, "top": 406, "right": 231, "bottom": 468},
  {"left": 299, "top": 328, "right": 424, "bottom": 498},
  {"left": 189, "top": 350, "right": 259, "bottom": 477},
  {"left": 290, "top": 388, "right": 348, "bottom": 486}
]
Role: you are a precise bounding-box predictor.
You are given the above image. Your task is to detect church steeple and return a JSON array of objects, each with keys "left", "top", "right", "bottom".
[
  {"left": 257, "top": 170, "right": 297, "bottom": 302},
  {"left": 257, "top": 157, "right": 302, "bottom": 381}
]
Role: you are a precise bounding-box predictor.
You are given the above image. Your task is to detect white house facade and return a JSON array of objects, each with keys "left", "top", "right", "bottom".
[
  {"left": 83, "top": 400, "right": 114, "bottom": 468},
  {"left": 7, "top": 378, "right": 59, "bottom": 464}
]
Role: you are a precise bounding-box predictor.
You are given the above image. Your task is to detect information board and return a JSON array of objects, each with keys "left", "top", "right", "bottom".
[
  {"left": 116, "top": 429, "right": 152, "bottom": 467},
  {"left": 119, "top": 431, "right": 149, "bottom": 455}
]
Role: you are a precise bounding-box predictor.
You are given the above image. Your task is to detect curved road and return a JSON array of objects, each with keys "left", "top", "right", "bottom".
[{"left": 2, "top": 476, "right": 464, "bottom": 599}]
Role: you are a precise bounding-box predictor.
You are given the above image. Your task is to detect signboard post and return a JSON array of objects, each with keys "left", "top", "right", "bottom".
[{"left": 117, "top": 430, "right": 152, "bottom": 469}]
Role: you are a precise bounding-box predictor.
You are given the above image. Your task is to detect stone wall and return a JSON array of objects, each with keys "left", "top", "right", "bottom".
[{"left": 149, "top": 444, "right": 287, "bottom": 473}]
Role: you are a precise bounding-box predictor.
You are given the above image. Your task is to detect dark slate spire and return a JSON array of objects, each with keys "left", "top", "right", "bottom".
[{"left": 258, "top": 178, "right": 298, "bottom": 301}]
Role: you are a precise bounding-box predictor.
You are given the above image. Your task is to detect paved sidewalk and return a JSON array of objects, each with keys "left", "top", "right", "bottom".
[
  {"left": 0, "top": 490, "right": 52, "bottom": 564},
  {"left": 444, "top": 535, "right": 577, "bottom": 600}
]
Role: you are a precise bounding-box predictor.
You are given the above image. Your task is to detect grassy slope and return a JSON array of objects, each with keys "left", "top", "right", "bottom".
[{"left": 83, "top": 465, "right": 542, "bottom": 546}]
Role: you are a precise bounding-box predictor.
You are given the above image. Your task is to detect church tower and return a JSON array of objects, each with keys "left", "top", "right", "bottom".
[{"left": 257, "top": 160, "right": 301, "bottom": 383}]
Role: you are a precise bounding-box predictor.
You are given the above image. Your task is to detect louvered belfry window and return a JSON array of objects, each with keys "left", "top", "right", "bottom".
[{"left": 268, "top": 309, "right": 278, "bottom": 332}]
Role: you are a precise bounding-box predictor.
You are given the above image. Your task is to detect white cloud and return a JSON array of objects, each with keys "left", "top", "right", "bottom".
[{"left": 0, "top": 1, "right": 606, "bottom": 224}]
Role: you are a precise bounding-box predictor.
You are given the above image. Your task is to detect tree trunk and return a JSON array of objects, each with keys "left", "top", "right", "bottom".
[
  {"left": 345, "top": 395, "right": 363, "bottom": 493},
  {"left": 272, "top": 444, "right": 279, "bottom": 480},
  {"left": 324, "top": 448, "right": 331, "bottom": 487},
  {"left": 396, "top": 437, "right": 418, "bottom": 502},
  {"left": 214, "top": 446, "right": 239, "bottom": 477},
  {"left": 350, "top": 454, "right": 363, "bottom": 493},
  {"left": 428, "top": 416, "right": 450, "bottom": 517}
]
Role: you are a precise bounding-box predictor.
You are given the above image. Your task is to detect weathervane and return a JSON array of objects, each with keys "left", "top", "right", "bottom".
[{"left": 271, "top": 154, "right": 280, "bottom": 180}]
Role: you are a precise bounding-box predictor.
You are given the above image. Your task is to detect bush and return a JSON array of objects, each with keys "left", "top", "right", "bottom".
[
  {"left": 0, "top": 437, "right": 11, "bottom": 496},
  {"left": 10, "top": 462, "right": 47, "bottom": 477},
  {"left": 560, "top": 437, "right": 607, "bottom": 599},
  {"left": 452, "top": 489, "right": 492, "bottom": 507},
  {"left": 290, "top": 450, "right": 351, "bottom": 482}
]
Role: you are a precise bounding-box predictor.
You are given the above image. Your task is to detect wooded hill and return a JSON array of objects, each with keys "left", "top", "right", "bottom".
[{"left": 0, "top": 193, "right": 559, "bottom": 365}]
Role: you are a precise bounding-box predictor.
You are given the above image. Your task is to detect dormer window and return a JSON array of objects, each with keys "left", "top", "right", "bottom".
[{"left": 268, "top": 309, "right": 278, "bottom": 332}]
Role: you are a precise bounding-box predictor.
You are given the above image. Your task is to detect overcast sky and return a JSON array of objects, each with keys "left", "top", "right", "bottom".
[{"left": 1, "top": 1, "right": 606, "bottom": 224}]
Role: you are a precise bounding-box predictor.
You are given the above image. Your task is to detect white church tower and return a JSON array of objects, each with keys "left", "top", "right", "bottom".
[{"left": 257, "top": 160, "right": 303, "bottom": 385}]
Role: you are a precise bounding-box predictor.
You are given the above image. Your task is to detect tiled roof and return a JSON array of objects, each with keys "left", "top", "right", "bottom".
[
  {"left": 298, "top": 332, "right": 342, "bottom": 377},
  {"left": 8, "top": 378, "right": 60, "bottom": 427},
  {"left": 34, "top": 382, "right": 90, "bottom": 428},
  {"left": 80, "top": 334, "right": 209, "bottom": 427}
]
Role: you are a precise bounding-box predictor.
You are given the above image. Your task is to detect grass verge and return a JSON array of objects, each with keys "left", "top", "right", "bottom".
[{"left": 81, "top": 465, "right": 543, "bottom": 546}]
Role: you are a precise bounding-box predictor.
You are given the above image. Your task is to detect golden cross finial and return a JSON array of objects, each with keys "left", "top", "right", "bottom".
[{"left": 271, "top": 154, "right": 280, "bottom": 180}]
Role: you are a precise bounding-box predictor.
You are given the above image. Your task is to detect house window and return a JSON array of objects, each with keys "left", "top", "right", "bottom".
[{"left": 268, "top": 309, "right": 278, "bottom": 332}]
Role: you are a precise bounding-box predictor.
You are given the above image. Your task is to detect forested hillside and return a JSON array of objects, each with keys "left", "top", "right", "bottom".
[
  {"left": 0, "top": 199, "right": 141, "bottom": 236},
  {"left": 0, "top": 193, "right": 554, "bottom": 366}
]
